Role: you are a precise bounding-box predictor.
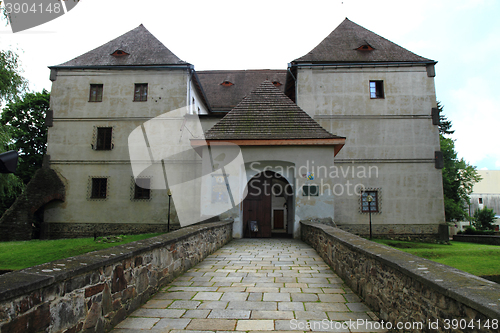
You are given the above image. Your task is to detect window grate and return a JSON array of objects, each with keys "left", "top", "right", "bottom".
[
  {"left": 134, "top": 178, "right": 151, "bottom": 200},
  {"left": 91, "top": 178, "right": 107, "bottom": 199}
]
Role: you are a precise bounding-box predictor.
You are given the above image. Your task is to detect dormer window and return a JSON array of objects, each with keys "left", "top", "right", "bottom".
[
  {"left": 111, "top": 50, "right": 129, "bottom": 57},
  {"left": 221, "top": 80, "right": 234, "bottom": 87},
  {"left": 272, "top": 81, "right": 282, "bottom": 87},
  {"left": 356, "top": 44, "right": 374, "bottom": 51}
]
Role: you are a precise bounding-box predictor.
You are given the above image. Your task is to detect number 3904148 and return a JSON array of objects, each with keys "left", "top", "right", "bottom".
[{"left": 4, "top": 2, "right": 62, "bottom": 14}]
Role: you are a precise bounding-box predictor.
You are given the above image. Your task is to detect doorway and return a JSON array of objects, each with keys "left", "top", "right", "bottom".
[{"left": 243, "top": 171, "right": 292, "bottom": 238}]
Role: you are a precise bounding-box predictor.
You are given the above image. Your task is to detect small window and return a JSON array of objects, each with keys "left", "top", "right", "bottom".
[
  {"left": 134, "top": 178, "right": 151, "bottom": 200},
  {"left": 369, "top": 81, "right": 384, "bottom": 99},
  {"left": 356, "top": 44, "right": 374, "bottom": 51},
  {"left": 111, "top": 49, "right": 129, "bottom": 57},
  {"left": 361, "top": 191, "right": 379, "bottom": 213},
  {"left": 89, "top": 84, "right": 103, "bottom": 102},
  {"left": 272, "top": 81, "right": 282, "bottom": 87},
  {"left": 91, "top": 178, "right": 107, "bottom": 199},
  {"left": 479, "top": 198, "right": 483, "bottom": 204},
  {"left": 221, "top": 80, "right": 233, "bottom": 87},
  {"left": 134, "top": 83, "right": 148, "bottom": 102},
  {"left": 302, "top": 185, "right": 319, "bottom": 197},
  {"left": 96, "top": 127, "right": 113, "bottom": 150}
]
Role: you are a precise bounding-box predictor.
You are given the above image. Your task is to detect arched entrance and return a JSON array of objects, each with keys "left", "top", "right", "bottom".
[{"left": 243, "top": 171, "right": 293, "bottom": 238}]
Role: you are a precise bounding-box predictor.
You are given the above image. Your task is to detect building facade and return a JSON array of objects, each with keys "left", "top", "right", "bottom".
[{"left": 44, "top": 19, "right": 445, "bottom": 239}]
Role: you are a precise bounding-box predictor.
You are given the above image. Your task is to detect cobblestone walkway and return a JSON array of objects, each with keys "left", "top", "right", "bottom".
[{"left": 110, "top": 238, "right": 385, "bottom": 332}]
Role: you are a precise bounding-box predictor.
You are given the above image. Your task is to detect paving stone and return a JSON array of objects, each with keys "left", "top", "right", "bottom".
[
  {"left": 236, "top": 319, "right": 274, "bottom": 331},
  {"left": 169, "top": 287, "right": 219, "bottom": 292},
  {"left": 318, "top": 294, "right": 345, "bottom": 303},
  {"left": 208, "top": 309, "right": 251, "bottom": 319},
  {"left": 275, "top": 319, "right": 308, "bottom": 331},
  {"left": 227, "top": 301, "right": 277, "bottom": 311},
  {"left": 294, "top": 310, "right": 328, "bottom": 319},
  {"left": 131, "top": 308, "right": 186, "bottom": 318},
  {"left": 247, "top": 292, "right": 263, "bottom": 301},
  {"left": 322, "top": 288, "right": 345, "bottom": 294},
  {"left": 196, "top": 301, "right": 228, "bottom": 310},
  {"left": 346, "top": 302, "right": 371, "bottom": 312},
  {"left": 246, "top": 287, "right": 280, "bottom": 293},
  {"left": 307, "top": 320, "right": 351, "bottom": 332},
  {"left": 154, "top": 318, "right": 192, "bottom": 330},
  {"left": 300, "top": 287, "right": 323, "bottom": 294},
  {"left": 278, "top": 302, "right": 304, "bottom": 311},
  {"left": 344, "top": 294, "right": 361, "bottom": 302},
  {"left": 220, "top": 292, "right": 249, "bottom": 301},
  {"left": 193, "top": 292, "right": 223, "bottom": 301},
  {"left": 251, "top": 310, "right": 294, "bottom": 319},
  {"left": 155, "top": 291, "right": 197, "bottom": 300},
  {"left": 327, "top": 312, "right": 371, "bottom": 321},
  {"left": 169, "top": 300, "right": 201, "bottom": 309},
  {"left": 217, "top": 287, "right": 246, "bottom": 292},
  {"left": 263, "top": 292, "right": 290, "bottom": 302},
  {"left": 182, "top": 310, "right": 211, "bottom": 319},
  {"left": 291, "top": 293, "right": 318, "bottom": 302},
  {"left": 115, "top": 317, "right": 160, "bottom": 329},
  {"left": 305, "top": 302, "right": 349, "bottom": 312},
  {"left": 142, "top": 299, "right": 174, "bottom": 308},
  {"left": 187, "top": 319, "right": 237, "bottom": 331},
  {"left": 280, "top": 287, "right": 301, "bottom": 293}
]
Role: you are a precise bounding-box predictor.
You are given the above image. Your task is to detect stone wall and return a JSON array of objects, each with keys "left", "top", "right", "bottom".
[
  {"left": 0, "top": 167, "right": 66, "bottom": 241},
  {"left": 301, "top": 221, "right": 500, "bottom": 333},
  {"left": 0, "top": 221, "right": 232, "bottom": 333},
  {"left": 453, "top": 234, "right": 500, "bottom": 246}
]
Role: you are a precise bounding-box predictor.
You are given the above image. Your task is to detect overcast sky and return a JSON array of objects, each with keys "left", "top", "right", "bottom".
[{"left": 0, "top": 0, "right": 499, "bottom": 170}]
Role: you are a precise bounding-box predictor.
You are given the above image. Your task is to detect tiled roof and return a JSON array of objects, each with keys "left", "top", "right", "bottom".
[
  {"left": 204, "top": 80, "right": 344, "bottom": 140},
  {"left": 294, "top": 18, "right": 433, "bottom": 63},
  {"left": 54, "top": 24, "right": 188, "bottom": 67},
  {"left": 196, "top": 70, "right": 286, "bottom": 112}
]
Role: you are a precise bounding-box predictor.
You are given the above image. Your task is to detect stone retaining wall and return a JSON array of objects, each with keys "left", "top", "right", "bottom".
[
  {"left": 301, "top": 221, "right": 500, "bottom": 333},
  {"left": 0, "top": 221, "right": 232, "bottom": 333},
  {"left": 453, "top": 234, "right": 500, "bottom": 246}
]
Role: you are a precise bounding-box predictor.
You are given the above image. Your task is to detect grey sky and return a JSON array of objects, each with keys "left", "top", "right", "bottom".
[{"left": 1, "top": 0, "right": 498, "bottom": 169}]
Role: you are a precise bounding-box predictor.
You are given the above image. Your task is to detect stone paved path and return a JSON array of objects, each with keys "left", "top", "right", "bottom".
[{"left": 110, "top": 238, "right": 385, "bottom": 333}]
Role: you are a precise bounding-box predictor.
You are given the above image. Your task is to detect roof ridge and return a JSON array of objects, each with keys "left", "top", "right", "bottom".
[
  {"left": 54, "top": 24, "right": 188, "bottom": 67},
  {"left": 294, "top": 18, "right": 433, "bottom": 63}
]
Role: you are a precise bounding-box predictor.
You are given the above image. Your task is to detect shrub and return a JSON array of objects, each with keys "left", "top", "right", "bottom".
[{"left": 473, "top": 206, "right": 496, "bottom": 231}]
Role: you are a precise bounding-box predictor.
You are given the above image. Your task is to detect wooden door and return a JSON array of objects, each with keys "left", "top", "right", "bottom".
[
  {"left": 243, "top": 173, "right": 272, "bottom": 238},
  {"left": 273, "top": 210, "right": 284, "bottom": 230}
]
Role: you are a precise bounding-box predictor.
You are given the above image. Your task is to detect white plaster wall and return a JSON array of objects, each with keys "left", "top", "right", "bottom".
[
  {"left": 46, "top": 68, "right": 200, "bottom": 226},
  {"left": 295, "top": 65, "right": 445, "bottom": 227}
]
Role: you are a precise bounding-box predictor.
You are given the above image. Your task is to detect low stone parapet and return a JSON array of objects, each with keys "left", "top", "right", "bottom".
[
  {"left": 301, "top": 221, "right": 500, "bottom": 332},
  {"left": 453, "top": 234, "right": 500, "bottom": 245},
  {"left": 0, "top": 221, "right": 232, "bottom": 333}
]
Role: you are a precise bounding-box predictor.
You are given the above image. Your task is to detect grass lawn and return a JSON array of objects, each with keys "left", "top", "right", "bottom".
[
  {"left": 0, "top": 233, "right": 164, "bottom": 271},
  {"left": 372, "top": 239, "right": 500, "bottom": 277}
]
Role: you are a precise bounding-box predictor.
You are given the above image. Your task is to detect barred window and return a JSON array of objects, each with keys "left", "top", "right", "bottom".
[
  {"left": 91, "top": 178, "right": 107, "bottom": 199},
  {"left": 96, "top": 127, "right": 112, "bottom": 150},
  {"left": 361, "top": 190, "right": 379, "bottom": 213},
  {"left": 134, "top": 178, "right": 151, "bottom": 200},
  {"left": 134, "top": 83, "right": 148, "bottom": 102},
  {"left": 89, "top": 84, "right": 103, "bottom": 102}
]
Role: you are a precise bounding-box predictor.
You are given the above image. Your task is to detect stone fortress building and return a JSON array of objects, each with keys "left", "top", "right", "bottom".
[{"left": 43, "top": 18, "right": 445, "bottom": 239}]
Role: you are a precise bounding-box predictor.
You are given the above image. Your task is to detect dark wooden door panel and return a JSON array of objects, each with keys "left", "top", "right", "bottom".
[{"left": 273, "top": 210, "right": 284, "bottom": 229}]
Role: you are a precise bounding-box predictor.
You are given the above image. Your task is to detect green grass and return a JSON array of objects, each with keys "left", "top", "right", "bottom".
[
  {"left": 0, "top": 233, "right": 164, "bottom": 271},
  {"left": 372, "top": 239, "right": 500, "bottom": 276}
]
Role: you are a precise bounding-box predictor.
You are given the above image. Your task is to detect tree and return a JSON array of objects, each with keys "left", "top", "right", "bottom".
[
  {"left": 0, "top": 49, "right": 28, "bottom": 106},
  {"left": 473, "top": 206, "right": 496, "bottom": 231},
  {"left": 1, "top": 90, "right": 49, "bottom": 184},
  {"left": 438, "top": 103, "right": 481, "bottom": 221}
]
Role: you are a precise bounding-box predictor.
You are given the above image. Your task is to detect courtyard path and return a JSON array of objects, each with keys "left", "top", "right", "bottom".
[{"left": 110, "top": 238, "right": 385, "bottom": 332}]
